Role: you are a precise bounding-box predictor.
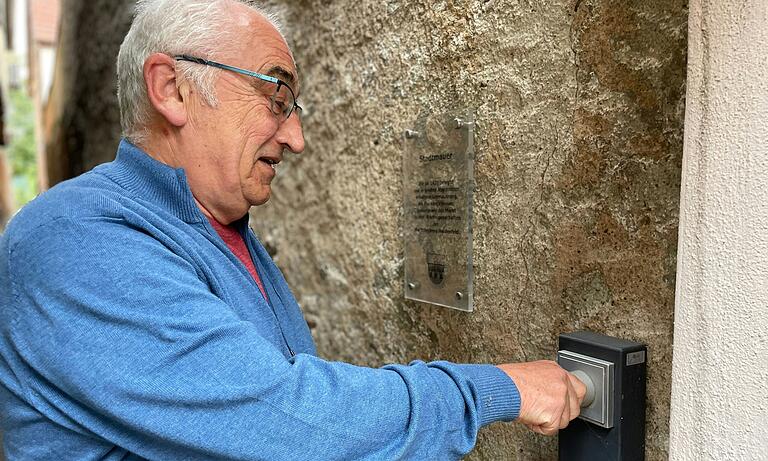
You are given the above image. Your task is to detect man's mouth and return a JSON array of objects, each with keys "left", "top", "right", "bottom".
[{"left": 259, "top": 157, "right": 280, "bottom": 170}]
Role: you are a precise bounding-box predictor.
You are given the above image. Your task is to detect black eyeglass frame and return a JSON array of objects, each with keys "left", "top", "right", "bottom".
[{"left": 174, "top": 54, "right": 302, "bottom": 121}]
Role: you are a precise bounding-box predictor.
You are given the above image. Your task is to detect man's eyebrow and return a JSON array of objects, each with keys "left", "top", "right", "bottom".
[{"left": 264, "top": 65, "right": 296, "bottom": 86}]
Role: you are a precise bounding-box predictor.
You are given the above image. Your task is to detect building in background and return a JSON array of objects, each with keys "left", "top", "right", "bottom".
[
  {"left": 6, "top": 0, "right": 28, "bottom": 87},
  {"left": 0, "top": 0, "right": 59, "bottom": 230},
  {"left": 27, "top": 0, "right": 59, "bottom": 191}
]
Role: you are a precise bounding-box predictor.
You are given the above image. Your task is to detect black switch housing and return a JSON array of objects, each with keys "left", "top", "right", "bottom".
[{"left": 558, "top": 331, "right": 648, "bottom": 461}]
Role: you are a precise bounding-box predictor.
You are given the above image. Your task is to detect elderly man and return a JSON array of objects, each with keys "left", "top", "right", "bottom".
[{"left": 0, "top": 0, "right": 585, "bottom": 459}]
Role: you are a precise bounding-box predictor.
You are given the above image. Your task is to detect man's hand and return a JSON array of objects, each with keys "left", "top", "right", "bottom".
[{"left": 497, "top": 360, "right": 587, "bottom": 436}]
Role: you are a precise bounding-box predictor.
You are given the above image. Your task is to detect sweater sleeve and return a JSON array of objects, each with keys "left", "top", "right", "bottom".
[{"left": 7, "top": 217, "right": 520, "bottom": 460}]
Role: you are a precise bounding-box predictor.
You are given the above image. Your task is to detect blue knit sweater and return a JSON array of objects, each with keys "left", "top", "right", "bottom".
[{"left": 0, "top": 140, "right": 520, "bottom": 460}]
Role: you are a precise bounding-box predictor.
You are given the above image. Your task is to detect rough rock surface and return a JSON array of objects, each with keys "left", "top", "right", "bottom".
[
  {"left": 46, "top": 1, "right": 688, "bottom": 459},
  {"left": 257, "top": 1, "right": 687, "bottom": 459}
]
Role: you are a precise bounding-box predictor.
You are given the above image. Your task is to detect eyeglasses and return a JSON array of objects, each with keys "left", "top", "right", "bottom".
[{"left": 174, "top": 55, "right": 302, "bottom": 121}]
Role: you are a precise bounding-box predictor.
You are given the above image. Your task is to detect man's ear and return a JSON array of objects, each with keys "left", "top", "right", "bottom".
[{"left": 143, "top": 53, "right": 187, "bottom": 127}]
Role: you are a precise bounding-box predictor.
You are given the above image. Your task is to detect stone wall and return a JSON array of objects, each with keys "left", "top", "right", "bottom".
[
  {"left": 46, "top": 1, "right": 688, "bottom": 459},
  {"left": 257, "top": 1, "right": 687, "bottom": 459}
]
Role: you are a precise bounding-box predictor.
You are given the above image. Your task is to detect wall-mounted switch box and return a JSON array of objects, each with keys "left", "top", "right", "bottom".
[
  {"left": 558, "top": 331, "right": 647, "bottom": 461},
  {"left": 558, "top": 350, "right": 614, "bottom": 428}
]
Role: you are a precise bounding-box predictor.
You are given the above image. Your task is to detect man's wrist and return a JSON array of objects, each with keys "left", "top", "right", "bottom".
[{"left": 456, "top": 364, "right": 521, "bottom": 426}]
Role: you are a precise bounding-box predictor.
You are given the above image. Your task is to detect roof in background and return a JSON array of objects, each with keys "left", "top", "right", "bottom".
[{"left": 30, "top": 0, "right": 59, "bottom": 45}]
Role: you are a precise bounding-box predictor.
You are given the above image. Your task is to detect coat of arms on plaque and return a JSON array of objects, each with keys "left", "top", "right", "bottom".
[{"left": 426, "top": 252, "right": 446, "bottom": 285}]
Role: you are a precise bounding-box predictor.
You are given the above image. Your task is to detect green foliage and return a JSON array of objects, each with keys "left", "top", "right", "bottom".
[{"left": 7, "top": 88, "right": 38, "bottom": 208}]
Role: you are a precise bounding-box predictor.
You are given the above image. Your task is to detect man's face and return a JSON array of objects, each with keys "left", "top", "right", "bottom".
[{"left": 182, "top": 7, "right": 304, "bottom": 222}]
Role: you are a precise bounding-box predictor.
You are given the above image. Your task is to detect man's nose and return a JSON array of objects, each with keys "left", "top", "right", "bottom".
[{"left": 276, "top": 113, "right": 305, "bottom": 154}]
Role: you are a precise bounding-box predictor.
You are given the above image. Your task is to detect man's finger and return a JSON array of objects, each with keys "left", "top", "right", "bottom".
[
  {"left": 526, "top": 424, "right": 545, "bottom": 435},
  {"left": 559, "top": 392, "right": 571, "bottom": 429},
  {"left": 540, "top": 411, "right": 563, "bottom": 435},
  {"left": 567, "top": 380, "right": 581, "bottom": 422},
  {"left": 568, "top": 372, "right": 588, "bottom": 404},
  {"left": 539, "top": 424, "right": 559, "bottom": 436},
  {"left": 568, "top": 394, "right": 581, "bottom": 422}
]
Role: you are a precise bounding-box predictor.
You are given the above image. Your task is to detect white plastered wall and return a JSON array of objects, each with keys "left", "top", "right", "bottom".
[{"left": 669, "top": 0, "right": 768, "bottom": 459}]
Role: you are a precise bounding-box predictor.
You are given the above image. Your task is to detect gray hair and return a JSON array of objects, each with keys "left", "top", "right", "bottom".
[{"left": 116, "top": 0, "right": 285, "bottom": 144}]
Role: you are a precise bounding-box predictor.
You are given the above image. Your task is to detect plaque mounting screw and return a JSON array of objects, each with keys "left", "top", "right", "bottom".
[
  {"left": 454, "top": 118, "right": 469, "bottom": 129},
  {"left": 408, "top": 282, "right": 417, "bottom": 290},
  {"left": 404, "top": 129, "right": 421, "bottom": 139},
  {"left": 455, "top": 291, "right": 464, "bottom": 300}
]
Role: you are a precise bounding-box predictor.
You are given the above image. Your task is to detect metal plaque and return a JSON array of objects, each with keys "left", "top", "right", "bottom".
[
  {"left": 626, "top": 350, "right": 646, "bottom": 366},
  {"left": 403, "top": 111, "right": 474, "bottom": 311}
]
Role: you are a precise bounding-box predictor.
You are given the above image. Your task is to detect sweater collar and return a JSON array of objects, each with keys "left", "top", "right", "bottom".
[{"left": 102, "top": 139, "right": 208, "bottom": 223}]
